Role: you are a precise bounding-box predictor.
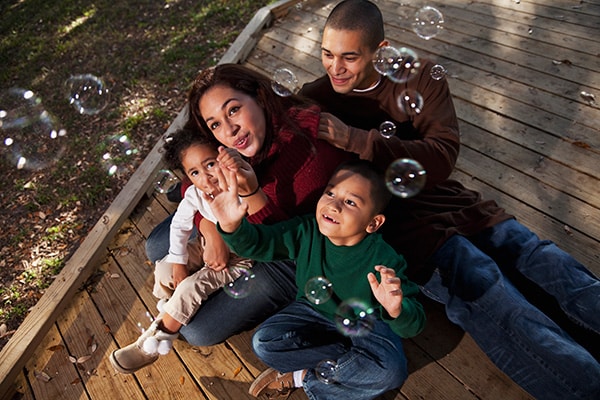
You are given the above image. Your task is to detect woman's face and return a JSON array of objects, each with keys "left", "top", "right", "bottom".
[{"left": 198, "top": 85, "right": 267, "bottom": 158}]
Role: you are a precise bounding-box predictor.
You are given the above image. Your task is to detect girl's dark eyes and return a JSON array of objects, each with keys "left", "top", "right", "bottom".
[
  {"left": 206, "top": 161, "right": 216, "bottom": 169},
  {"left": 209, "top": 122, "right": 219, "bottom": 130},
  {"left": 190, "top": 170, "right": 199, "bottom": 177},
  {"left": 345, "top": 199, "right": 356, "bottom": 206},
  {"left": 228, "top": 105, "right": 240, "bottom": 116}
]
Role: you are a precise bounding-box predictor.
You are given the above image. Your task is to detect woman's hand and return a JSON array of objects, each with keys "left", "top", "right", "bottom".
[
  {"left": 318, "top": 112, "right": 350, "bottom": 149},
  {"left": 367, "top": 265, "right": 403, "bottom": 318},
  {"left": 216, "top": 146, "right": 258, "bottom": 196}
]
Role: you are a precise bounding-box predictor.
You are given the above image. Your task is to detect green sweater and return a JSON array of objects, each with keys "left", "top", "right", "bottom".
[{"left": 219, "top": 216, "right": 425, "bottom": 338}]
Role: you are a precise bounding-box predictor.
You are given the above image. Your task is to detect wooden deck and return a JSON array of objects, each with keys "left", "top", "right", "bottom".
[{"left": 2, "top": 0, "right": 599, "bottom": 399}]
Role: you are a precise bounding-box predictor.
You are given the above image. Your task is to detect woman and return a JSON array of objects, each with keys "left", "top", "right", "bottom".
[{"left": 145, "top": 64, "right": 354, "bottom": 346}]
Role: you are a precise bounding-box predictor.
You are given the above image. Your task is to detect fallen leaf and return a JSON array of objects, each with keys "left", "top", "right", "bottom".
[
  {"left": 572, "top": 141, "right": 591, "bottom": 149},
  {"left": 34, "top": 370, "right": 52, "bottom": 382},
  {"left": 71, "top": 377, "right": 82, "bottom": 385},
  {"left": 48, "top": 344, "right": 65, "bottom": 352},
  {"left": 69, "top": 355, "right": 77, "bottom": 363},
  {"left": 77, "top": 355, "right": 92, "bottom": 364},
  {"left": 564, "top": 225, "right": 573, "bottom": 236},
  {"left": 179, "top": 376, "right": 185, "bottom": 385},
  {"left": 233, "top": 366, "right": 243, "bottom": 377}
]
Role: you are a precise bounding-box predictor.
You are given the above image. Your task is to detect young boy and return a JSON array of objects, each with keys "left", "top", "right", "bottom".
[
  {"left": 206, "top": 159, "right": 426, "bottom": 399},
  {"left": 109, "top": 128, "right": 262, "bottom": 374}
]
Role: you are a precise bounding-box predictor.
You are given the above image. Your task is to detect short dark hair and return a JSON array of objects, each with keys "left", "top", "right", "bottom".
[
  {"left": 325, "top": 0, "right": 384, "bottom": 51},
  {"left": 162, "top": 127, "right": 219, "bottom": 172},
  {"left": 333, "top": 159, "right": 391, "bottom": 214}
]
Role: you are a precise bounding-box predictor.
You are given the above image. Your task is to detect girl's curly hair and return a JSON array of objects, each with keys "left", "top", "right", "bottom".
[{"left": 162, "top": 127, "right": 220, "bottom": 172}]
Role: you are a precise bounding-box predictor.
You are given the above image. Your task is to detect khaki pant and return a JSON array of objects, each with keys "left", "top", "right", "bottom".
[{"left": 152, "top": 237, "right": 252, "bottom": 325}]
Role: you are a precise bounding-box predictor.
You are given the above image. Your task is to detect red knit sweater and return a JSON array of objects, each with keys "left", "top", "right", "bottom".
[{"left": 182, "top": 105, "right": 355, "bottom": 227}]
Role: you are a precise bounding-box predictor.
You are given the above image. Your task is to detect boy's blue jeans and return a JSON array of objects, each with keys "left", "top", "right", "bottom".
[
  {"left": 252, "top": 300, "right": 407, "bottom": 400},
  {"left": 421, "top": 219, "right": 600, "bottom": 400}
]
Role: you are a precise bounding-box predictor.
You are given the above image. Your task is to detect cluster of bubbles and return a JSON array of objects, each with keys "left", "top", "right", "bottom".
[{"left": 0, "top": 73, "right": 130, "bottom": 177}]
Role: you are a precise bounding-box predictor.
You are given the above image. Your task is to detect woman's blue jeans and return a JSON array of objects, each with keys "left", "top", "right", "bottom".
[
  {"left": 252, "top": 301, "right": 407, "bottom": 400},
  {"left": 421, "top": 219, "right": 600, "bottom": 400},
  {"left": 145, "top": 213, "right": 297, "bottom": 346}
]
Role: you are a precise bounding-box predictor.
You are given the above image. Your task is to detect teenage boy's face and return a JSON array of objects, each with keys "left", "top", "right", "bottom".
[
  {"left": 316, "top": 169, "right": 379, "bottom": 247},
  {"left": 181, "top": 143, "right": 220, "bottom": 194},
  {"left": 199, "top": 85, "right": 266, "bottom": 158},
  {"left": 321, "top": 27, "right": 381, "bottom": 93}
]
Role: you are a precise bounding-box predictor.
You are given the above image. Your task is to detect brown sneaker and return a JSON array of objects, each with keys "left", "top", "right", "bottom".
[
  {"left": 109, "top": 342, "right": 159, "bottom": 374},
  {"left": 248, "top": 368, "right": 295, "bottom": 398}
]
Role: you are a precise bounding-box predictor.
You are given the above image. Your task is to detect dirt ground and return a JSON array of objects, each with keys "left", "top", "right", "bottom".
[{"left": 0, "top": 0, "right": 272, "bottom": 351}]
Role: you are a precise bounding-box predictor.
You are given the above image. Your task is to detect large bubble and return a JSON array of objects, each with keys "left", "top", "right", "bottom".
[
  {"left": 398, "top": 89, "right": 424, "bottom": 116},
  {"left": 0, "top": 88, "right": 66, "bottom": 170},
  {"left": 334, "top": 298, "right": 376, "bottom": 337},
  {"left": 65, "top": 74, "right": 110, "bottom": 115},
  {"left": 387, "top": 47, "right": 421, "bottom": 84},
  {"left": 304, "top": 276, "right": 333, "bottom": 305},
  {"left": 385, "top": 158, "right": 427, "bottom": 198},
  {"left": 373, "top": 46, "right": 401, "bottom": 76},
  {"left": 100, "top": 134, "right": 137, "bottom": 177},
  {"left": 271, "top": 68, "right": 298, "bottom": 97},
  {"left": 223, "top": 268, "right": 256, "bottom": 299},
  {"left": 412, "top": 6, "right": 444, "bottom": 40}
]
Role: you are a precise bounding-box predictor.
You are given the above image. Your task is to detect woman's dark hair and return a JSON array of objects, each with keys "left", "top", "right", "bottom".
[
  {"left": 162, "top": 127, "right": 219, "bottom": 172},
  {"left": 187, "top": 63, "right": 314, "bottom": 163}
]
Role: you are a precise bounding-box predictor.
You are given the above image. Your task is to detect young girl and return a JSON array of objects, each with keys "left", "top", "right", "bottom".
[{"left": 110, "top": 128, "right": 266, "bottom": 374}]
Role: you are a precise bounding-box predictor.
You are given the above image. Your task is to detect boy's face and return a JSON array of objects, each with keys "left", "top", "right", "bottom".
[
  {"left": 181, "top": 143, "right": 219, "bottom": 194},
  {"left": 321, "top": 27, "right": 382, "bottom": 93},
  {"left": 316, "top": 169, "right": 382, "bottom": 247},
  {"left": 198, "top": 85, "right": 266, "bottom": 158}
]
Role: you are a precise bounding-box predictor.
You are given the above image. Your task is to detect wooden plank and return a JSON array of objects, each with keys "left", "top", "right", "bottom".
[
  {"left": 23, "top": 324, "right": 87, "bottom": 400},
  {"left": 219, "top": 0, "right": 303, "bottom": 65},
  {"left": 91, "top": 256, "right": 205, "bottom": 399},
  {"left": 0, "top": 129, "right": 167, "bottom": 396}
]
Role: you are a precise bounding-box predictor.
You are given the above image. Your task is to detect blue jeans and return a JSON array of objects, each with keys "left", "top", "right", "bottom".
[
  {"left": 146, "top": 214, "right": 297, "bottom": 346},
  {"left": 422, "top": 219, "right": 600, "bottom": 400},
  {"left": 252, "top": 301, "right": 407, "bottom": 400}
]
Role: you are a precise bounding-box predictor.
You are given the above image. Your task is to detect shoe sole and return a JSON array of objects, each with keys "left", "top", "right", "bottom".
[{"left": 248, "top": 368, "right": 277, "bottom": 396}]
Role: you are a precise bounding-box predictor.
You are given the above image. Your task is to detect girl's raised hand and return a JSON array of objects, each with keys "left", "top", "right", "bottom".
[{"left": 203, "top": 163, "right": 248, "bottom": 233}]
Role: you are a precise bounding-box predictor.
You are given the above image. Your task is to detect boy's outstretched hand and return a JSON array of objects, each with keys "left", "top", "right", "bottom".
[
  {"left": 203, "top": 164, "right": 248, "bottom": 233},
  {"left": 367, "top": 265, "right": 403, "bottom": 318}
]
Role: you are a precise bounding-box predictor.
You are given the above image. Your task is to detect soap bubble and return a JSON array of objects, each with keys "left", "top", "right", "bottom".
[
  {"left": 334, "top": 299, "right": 375, "bottom": 337},
  {"left": 379, "top": 121, "right": 397, "bottom": 139},
  {"left": 398, "top": 89, "right": 424, "bottom": 116},
  {"left": 100, "top": 134, "right": 137, "bottom": 176},
  {"left": 387, "top": 47, "right": 421, "bottom": 84},
  {"left": 64, "top": 74, "right": 110, "bottom": 115},
  {"left": 271, "top": 68, "right": 298, "bottom": 97},
  {"left": 304, "top": 276, "right": 333, "bottom": 305},
  {"left": 223, "top": 268, "right": 256, "bottom": 299},
  {"left": 412, "top": 6, "right": 444, "bottom": 40},
  {"left": 385, "top": 158, "right": 427, "bottom": 198},
  {"left": 373, "top": 46, "right": 401, "bottom": 76},
  {"left": 430, "top": 64, "right": 447, "bottom": 80},
  {"left": 315, "top": 359, "right": 338, "bottom": 384},
  {"left": 136, "top": 309, "right": 155, "bottom": 334},
  {"left": 154, "top": 169, "right": 179, "bottom": 194},
  {"left": 0, "top": 88, "right": 67, "bottom": 170}
]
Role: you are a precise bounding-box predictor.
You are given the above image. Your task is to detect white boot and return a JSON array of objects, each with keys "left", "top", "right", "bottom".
[{"left": 109, "top": 318, "right": 178, "bottom": 374}]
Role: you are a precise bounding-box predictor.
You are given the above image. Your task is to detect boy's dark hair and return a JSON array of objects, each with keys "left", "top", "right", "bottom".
[
  {"left": 162, "top": 127, "right": 219, "bottom": 172},
  {"left": 334, "top": 159, "right": 392, "bottom": 214},
  {"left": 325, "top": 0, "right": 384, "bottom": 51}
]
